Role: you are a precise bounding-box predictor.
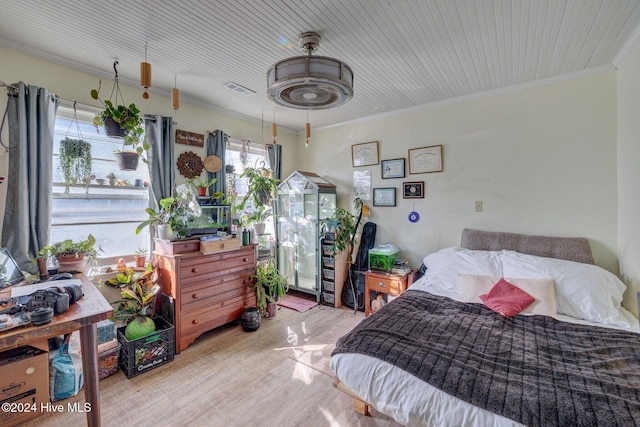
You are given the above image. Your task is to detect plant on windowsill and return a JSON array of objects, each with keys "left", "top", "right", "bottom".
[
  {"left": 108, "top": 264, "right": 160, "bottom": 340},
  {"left": 38, "top": 234, "right": 103, "bottom": 273},
  {"left": 252, "top": 259, "right": 289, "bottom": 318},
  {"left": 136, "top": 184, "right": 202, "bottom": 240},
  {"left": 89, "top": 62, "right": 149, "bottom": 171},
  {"left": 134, "top": 248, "right": 148, "bottom": 269}
]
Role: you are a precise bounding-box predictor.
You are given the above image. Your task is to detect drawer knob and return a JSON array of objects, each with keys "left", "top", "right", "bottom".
[
  {"left": 377, "top": 282, "right": 386, "bottom": 287},
  {"left": 192, "top": 293, "right": 198, "bottom": 299},
  {"left": 191, "top": 267, "right": 198, "bottom": 273},
  {"left": 192, "top": 319, "right": 199, "bottom": 325},
  {"left": 242, "top": 257, "right": 248, "bottom": 262}
]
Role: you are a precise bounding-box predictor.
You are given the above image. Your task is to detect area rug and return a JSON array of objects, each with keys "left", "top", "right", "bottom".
[{"left": 278, "top": 294, "right": 318, "bottom": 312}]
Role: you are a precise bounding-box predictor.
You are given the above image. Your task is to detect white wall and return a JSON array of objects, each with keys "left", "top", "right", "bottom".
[
  {"left": 0, "top": 47, "right": 299, "bottom": 237},
  {"left": 297, "top": 72, "right": 619, "bottom": 279},
  {"left": 617, "top": 38, "right": 640, "bottom": 315}
]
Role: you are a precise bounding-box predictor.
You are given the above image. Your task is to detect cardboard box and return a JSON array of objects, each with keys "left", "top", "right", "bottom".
[
  {"left": 200, "top": 237, "right": 241, "bottom": 253},
  {"left": 0, "top": 341, "right": 49, "bottom": 427}
]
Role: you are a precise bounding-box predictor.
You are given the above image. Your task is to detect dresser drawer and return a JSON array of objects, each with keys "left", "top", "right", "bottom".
[
  {"left": 180, "top": 293, "right": 256, "bottom": 339},
  {"left": 179, "top": 248, "right": 256, "bottom": 285},
  {"left": 180, "top": 274, "right": 253, "bottom": 311},
  {"left": 365, "top": 275, "right": 407, "bottom": 294}
]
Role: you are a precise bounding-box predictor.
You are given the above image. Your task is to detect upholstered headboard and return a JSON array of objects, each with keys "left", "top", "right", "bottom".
[{"left": 460, "top": 228, "right": 594, "bottom": 265}]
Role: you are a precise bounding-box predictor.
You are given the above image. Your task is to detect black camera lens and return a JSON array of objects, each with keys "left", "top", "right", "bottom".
[
  {"left": 63, "top": 284, "right": 84, "bottom": 304},
  {"left": 30, "top": 306, "right": 54, "bottom": 326}
]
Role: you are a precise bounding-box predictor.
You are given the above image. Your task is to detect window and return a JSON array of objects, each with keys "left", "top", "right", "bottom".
[
  {"left": 225, "top": 138, "right": 269, "bottom": 200},
  {"left": 51, "top": 101, "right": 150, "bottom": 259}
]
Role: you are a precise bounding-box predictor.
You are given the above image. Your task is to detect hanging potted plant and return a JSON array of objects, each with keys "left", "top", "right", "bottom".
[
  {"left": 90, "top": 61, "right": 149, "bottom": 171},
  {"left": 59, "top": 137, "right": 92, "bottom": 190}
]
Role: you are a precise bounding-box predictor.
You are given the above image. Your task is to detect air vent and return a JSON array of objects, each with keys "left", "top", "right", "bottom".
[{"left": 224, "top": 82, "right": 255, "bottom": 96}]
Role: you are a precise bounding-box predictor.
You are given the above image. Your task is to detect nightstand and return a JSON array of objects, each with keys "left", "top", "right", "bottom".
[{"left": 364, "top": 270, "right": 416, "bottom": 316}]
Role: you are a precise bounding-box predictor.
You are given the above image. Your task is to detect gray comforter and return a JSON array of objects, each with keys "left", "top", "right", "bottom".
[{"left": 332, "top": 290, "right": 640, "bottom": 427}]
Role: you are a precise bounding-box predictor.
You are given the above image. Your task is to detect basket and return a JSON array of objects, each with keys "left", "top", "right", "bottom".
[
  {"left": 117, "top": 317, "right": 175, "bottom": 378},
  {"left": 98, "top": 343, "right": 121, "bottom": 380}
]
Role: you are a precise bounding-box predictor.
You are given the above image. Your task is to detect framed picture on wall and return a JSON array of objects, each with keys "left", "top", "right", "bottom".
[
  {"left": 373, "top": 187, "right": 396, "bottom": 207},
  {"left": 352, "top": 141, "right": 379, "bottom": 167},
  {"left": 403, "top": 181, "right": 424, "bottom": 198},
  {"left": 408, "top": 145, "right": 443, "bottom": 174},
  {"left": 381, "top": 158, "right": 405, "bottom": 179}
]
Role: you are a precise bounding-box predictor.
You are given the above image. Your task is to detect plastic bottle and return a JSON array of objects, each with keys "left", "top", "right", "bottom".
[{"left": 371, "top": 295, "right": 386, "bottom": 313}]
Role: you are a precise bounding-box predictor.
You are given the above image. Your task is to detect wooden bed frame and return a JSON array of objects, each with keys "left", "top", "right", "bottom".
[{"left": 332, "top": 228, "right": 595, "bottom": 417}]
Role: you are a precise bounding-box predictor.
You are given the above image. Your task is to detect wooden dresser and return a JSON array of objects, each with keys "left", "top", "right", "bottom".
[{"left": 155, "top": 244, "right": 257, "bottom": 353}]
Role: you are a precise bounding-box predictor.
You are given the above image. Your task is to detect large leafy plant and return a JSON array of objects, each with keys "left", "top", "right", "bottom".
[
  {"left": 39, "top": 234, "right": 101, "bottom": 259},
  {"left": 136, "top": 184, "right": 202, "bottom": 238},
  {"left": 251, "top": 259, "right": 289, "bottom": 315}
]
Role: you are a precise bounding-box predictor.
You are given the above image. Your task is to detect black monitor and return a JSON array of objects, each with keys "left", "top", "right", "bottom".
[{"left": 0, "top": 247, "right": 24, "bottom": 288}]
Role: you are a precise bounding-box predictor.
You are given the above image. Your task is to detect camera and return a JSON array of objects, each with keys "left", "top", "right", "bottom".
[{"left": 26, "top": 284, "right": 83, "bottom": 315}]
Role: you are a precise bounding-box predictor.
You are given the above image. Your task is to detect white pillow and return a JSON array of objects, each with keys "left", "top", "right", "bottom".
[
  {"left": 421, "top": 248, "right": 503, "bottom": 293},
  {"left": 500, "top": 250, "right": 626, "bottom": 324},
  {"left": 455, "top": 274, "right": 557, "bottom": 317}
]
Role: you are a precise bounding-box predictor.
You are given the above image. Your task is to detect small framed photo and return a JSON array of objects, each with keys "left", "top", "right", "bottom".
[
  {"left": 403, "top": 181, "right": 424, "bottom": 198},
  {"left": 352, "top": 141, "right": 379, "bottom": 167},
  {"left": 381, "top": 158, "right": 405, "bottom": 179},
  {"left": 408, "top": 144, "right": 443, "bottom": 174},
  {"left": 373, "top": 187, "right": 396, "bottom": 207}
]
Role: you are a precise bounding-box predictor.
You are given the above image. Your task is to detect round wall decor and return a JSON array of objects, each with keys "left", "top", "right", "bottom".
[{"left": 177, "top": 151, "right": 204, "bottom": 179}]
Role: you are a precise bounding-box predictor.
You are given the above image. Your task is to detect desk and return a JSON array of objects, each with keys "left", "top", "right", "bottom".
[{"left": 0, "top": 275, "right": 113, "bottom": 427}]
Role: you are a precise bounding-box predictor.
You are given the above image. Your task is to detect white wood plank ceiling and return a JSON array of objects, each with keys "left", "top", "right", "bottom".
[{"left": 1, "top": 0, "right": 639, "bottom": 131}]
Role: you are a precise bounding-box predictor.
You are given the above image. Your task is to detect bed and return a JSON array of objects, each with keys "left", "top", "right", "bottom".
[{"left": 330, "top": 229, "right": 640, "bottom": 426}]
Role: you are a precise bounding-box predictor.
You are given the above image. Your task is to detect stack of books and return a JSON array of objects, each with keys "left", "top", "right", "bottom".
[{"left": 391, "top": 259, "right": 411, "bottom": 275}]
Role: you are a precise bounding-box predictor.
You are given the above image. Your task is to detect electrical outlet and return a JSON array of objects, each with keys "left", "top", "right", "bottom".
[{"left": 475, "top": 201, "right": 483, "bottom": 212}]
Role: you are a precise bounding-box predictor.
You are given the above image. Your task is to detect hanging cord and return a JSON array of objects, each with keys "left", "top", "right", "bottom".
[
  {"left": 64, "top": 101, "right": 84, "bottom": 140},
  {"left": 108, "top": 61, "right": 125, "bottom": 106}
]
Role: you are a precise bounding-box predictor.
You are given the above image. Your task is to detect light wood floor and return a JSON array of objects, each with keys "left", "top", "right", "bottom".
[{"left": 22, "top": 303, "right": 402, "bottom": 427}]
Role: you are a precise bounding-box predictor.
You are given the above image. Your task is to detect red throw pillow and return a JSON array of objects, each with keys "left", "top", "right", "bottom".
[{"left": 479, "top": 278, "right": 535, "bottom": 317}]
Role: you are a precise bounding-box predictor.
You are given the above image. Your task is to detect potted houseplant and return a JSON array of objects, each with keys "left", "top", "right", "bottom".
[
  {"left": 59, "top": 137, "right": 92, "bottom": 190},
  {"left": 134, "top": 248, "right": 148, "bottom": 268},
  {"left": 252, "top": 259, "right": 289, "bottom": 318},
  {"left": 246, "top": 205, "right": 272, "bottom": 235},
  {"left": 108, "top": 265, "right": 160, "bottom": 340},
  {"left": 90, "top": 77, "right": 149, "bottom": 171},
  {"left": 187, "top": 176, "right": 221, "bottom": 197},
  {"left": 136, "top": 184, "right": 202, "bottom": 240},
  {"left": 39, "top": 234, "right": 102, "bottom": 273}
]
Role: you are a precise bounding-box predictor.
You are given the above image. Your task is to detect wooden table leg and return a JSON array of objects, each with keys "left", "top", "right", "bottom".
[{"left": 79, "top": 323, "right": 101, "bottom": 427}]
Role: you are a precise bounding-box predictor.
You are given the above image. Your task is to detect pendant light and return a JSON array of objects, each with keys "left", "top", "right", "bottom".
[
  {"left": 305, "top": 112, "right": 311, "bottom": 148},
  {"left": 171, "top": 74, "right": 180, "bottom": 110},
  {"left": 271, "top": 111, "right": 277, "bottom": 144},
  {"left": 140, "top": 42, "right": 152, "bottom": 99}
]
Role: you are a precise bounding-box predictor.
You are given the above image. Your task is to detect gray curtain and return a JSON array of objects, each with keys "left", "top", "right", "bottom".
[
  {"left": 265, "top": 143, "right": 282, "bottom": 180},
  {"left": 145, "top": 115, "right": 174, "bottom": 206},
  {"left": 1, "top": 82, "right": 59, "bottom": 271},
  {"left": 206, "top": 130, "right": 228, "bottom": 196}
]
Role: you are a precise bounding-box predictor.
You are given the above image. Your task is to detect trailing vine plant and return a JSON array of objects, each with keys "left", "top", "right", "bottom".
[{"left": 59, "top": 137, "right": 92, "bottom": 190}]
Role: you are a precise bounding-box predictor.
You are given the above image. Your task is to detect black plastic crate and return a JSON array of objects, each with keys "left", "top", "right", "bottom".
[{"left": 117, "top": 317, "right": 175, "bottom": 378}]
